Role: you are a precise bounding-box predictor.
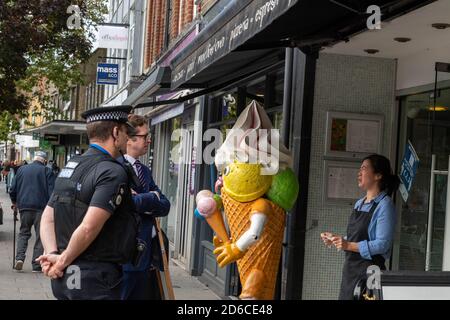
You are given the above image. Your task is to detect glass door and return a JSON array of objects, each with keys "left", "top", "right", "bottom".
[{"left": 396, "top": 87, "right": 450, "bottom": 271}]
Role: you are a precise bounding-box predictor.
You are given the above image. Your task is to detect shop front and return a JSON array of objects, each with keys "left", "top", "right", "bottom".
[
  {"left": 395, "top": 81, "right": 450, "bottom": 273},
  {"left": 305, "top": 0, "right": 450, "bottom": 299},
  {"left": 161, "top": 0, "right": 433, "bottom": 300},
  {"left": 149, "top": 100, "right": 202, "bottom": 271},
  {"left": 125, "top": 0, "right": 434, "bottom": 299},
  {"left": 25, "top": 120, "right": 88, "bottom": 167}
]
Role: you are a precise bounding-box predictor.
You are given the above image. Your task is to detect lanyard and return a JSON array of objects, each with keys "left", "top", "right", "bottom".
[{"left": 90, "top": 144, "right": 111, "bottom": 156}]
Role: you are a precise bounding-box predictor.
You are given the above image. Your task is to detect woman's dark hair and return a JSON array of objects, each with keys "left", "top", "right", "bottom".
[{"left": 363, "top": 154, "right": 400, "bottom": 197}]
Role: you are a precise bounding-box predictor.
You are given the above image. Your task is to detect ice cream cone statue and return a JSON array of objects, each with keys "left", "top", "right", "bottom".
[{"left": 196, "top": 101, "right": 299, "bottom": 300}]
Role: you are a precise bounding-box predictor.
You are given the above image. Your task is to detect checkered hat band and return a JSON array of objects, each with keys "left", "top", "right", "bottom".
[{"left": 86, "top": 111, "right": 128, "bottom": 123}]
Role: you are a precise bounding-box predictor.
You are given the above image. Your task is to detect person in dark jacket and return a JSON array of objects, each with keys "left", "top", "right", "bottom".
[
  {"left": 121, "top": 114, "right": 170, "bottom": 300},
  {"left": 10, "top": 151, "right": 55, "bottom": 272}
]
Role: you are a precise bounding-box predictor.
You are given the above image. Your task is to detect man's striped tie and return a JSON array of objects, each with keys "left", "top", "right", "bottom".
[{"left": 134, "top": 159, "right": 146, "bottom": 189}]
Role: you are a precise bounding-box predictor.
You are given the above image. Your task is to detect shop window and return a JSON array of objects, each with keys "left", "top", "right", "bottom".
[
  {"left": 396, "top": 87, "right": 450, "bottom": 271},
  {"left": 160, "top": 117, "right": 182, "bottom": 244}
]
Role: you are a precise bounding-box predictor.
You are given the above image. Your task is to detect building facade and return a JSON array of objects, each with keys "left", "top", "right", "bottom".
[
  {"left": 27, "top": 0, "right": 442, "bottom": 300},
  {"left": 133, "top": 0, "right": 449, "bottom": 300}
]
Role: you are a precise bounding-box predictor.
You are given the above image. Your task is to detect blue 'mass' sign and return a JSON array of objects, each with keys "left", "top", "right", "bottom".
[{"left": 96, "top": 63, "right": 119, "bottom": 85}]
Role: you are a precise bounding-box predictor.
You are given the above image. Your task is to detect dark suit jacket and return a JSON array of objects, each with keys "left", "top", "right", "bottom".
[{"left": 121, "top": 158, "right": 170, "bottom": 272}]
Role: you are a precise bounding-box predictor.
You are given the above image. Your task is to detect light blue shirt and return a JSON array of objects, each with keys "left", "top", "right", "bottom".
[{"left": 352, "top": 191, "right": 397, "bottom": 261}]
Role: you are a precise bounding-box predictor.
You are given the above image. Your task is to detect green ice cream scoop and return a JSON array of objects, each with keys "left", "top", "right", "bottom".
[
  {"left": 266, "top": 168, "right": 299, "bottom": 211},
  {"left": 213, "top": 194, "right": 223, "bottom": 210}
]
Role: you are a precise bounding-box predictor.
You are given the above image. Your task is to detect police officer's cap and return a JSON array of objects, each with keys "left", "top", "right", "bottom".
[{"left": 82, "top": 105, "right": 133, "bottom": 125}]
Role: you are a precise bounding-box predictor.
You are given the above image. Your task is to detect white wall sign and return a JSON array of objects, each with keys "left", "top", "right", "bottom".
[
  {"left": 325, "top": 111, "right": 384, "bottom": 159},
  {"left": 324, "top": 160, "right": 364, "bottom": 205},
  {"left": 15, "top": 135, "right": 39, "bottom": 148},
  {"left": 98, "top": 25, "right": 129, "bottom": 50}
]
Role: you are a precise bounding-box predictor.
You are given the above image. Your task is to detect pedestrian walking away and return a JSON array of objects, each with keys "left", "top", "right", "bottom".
[{"left": 9, "top": 151, "right": 55, "bottom": 272}]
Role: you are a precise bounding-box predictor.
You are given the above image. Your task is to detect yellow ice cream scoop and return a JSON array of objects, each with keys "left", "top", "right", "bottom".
[{"left": 222, "top": 162, "right": 272, "bottom": 202}]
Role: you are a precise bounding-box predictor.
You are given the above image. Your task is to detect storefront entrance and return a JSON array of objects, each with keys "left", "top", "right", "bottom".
[
  {"left": 396, "top": 86, "right": 450, "bottom": 271},
  {"left": 173, "top": 122, "right": 195, "bottom": 266},
  {"left": 173, "top": 106, "right": 197, "bottom": 268}
]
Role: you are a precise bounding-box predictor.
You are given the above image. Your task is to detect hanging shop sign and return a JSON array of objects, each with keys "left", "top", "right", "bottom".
[
  {"left": 98, "top": 25, "right": 128, "bottom": 49},
  {"left": 96, "top": 63, "right": 119, "bottom": 85},
  {"left": 44, "top": 134, "right": 59, "bottom": 143},
  {"left": 399, "top": 141, "right": 419, "bottom": 202}
]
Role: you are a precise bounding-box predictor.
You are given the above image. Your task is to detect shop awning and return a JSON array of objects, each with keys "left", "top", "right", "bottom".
[
  {"left": 170, "top": 0, "right": 436, "bottom": 90},
  {"left": 122, "top": 66, "right": 172, "bottom": 106},
  {"left": 25, "top": 121, "right": 86, "bottom": 135}
]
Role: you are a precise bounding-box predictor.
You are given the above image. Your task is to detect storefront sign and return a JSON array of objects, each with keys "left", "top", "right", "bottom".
[
  {"left": 44, "top": 134, "right": 59, "bottom": 142},
  {"left": 151, "top": 103, "right": 185, "bottom": 126},
  {"left": 15, "top": 135, "right": 39, "bottom": 148},
  {"left": 96, "top": 63, "right": 119, "bottom": 85},
  {"left": 161, "top": 28, "right": 198, "bottom": 67},
  {"left": 98, "top": 25, "right": 128, "bottom": 49},
  {"left": 399, "top": 141, "right": 419, "bottom": 202},
  {"left": 171, "top": 0, "right": 299, "bottom": 89}
]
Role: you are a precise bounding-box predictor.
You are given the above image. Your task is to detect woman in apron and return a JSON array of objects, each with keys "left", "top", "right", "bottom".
[{"left": 321, "top": 154, "right": 400, "bottom": 300}]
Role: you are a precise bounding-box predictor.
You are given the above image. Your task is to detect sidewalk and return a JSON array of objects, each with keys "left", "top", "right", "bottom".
[{"left": 0, "top": 187, "right": 219, "bottom": 300}]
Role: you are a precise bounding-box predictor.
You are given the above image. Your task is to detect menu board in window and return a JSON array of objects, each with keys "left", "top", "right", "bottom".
[
  {"left": 326, "top": 112, "right": 384, "bottom": 159},
  {"left": 324, "top": 161, "right": 364, "bottom": 205}
]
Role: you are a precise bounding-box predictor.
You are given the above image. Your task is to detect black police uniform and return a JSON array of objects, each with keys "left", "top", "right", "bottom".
[{"left": 47, "top": 106, "right": 139, "bottom": 300}]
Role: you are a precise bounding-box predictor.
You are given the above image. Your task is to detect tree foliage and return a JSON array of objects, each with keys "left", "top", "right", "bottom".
[
  {"left": 0, "top": 0, "right": 107, "bottom": 115},
  {"left": 0, "top": 111, "right": 21, "bottom": 144}
]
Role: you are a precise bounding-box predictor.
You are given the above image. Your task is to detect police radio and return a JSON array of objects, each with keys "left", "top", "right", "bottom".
[{"left": 131, "top": 238, "right": 147, "bottom": 267}]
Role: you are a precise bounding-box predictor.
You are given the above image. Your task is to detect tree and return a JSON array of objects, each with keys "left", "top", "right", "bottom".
[
  {"left": 0, "top": 0, "right": 107, "bottom": 115},
  {"left": 0, "top": 111, "right": 21, "bottom": 158}
]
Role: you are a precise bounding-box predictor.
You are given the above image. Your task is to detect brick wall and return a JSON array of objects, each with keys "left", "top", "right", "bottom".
[
  {"left": 170, "top": 0, "right": 181, "bottom": 39},
  {"left": 144, "top": 0, "right": 166, "bottom": 69},
  {"left": 198, "top": 0, "right": 218, "bottom": 16},
  {"left": 144, "top": 0, "right": 197, "bottom": 70},
  {"left": 181, "top": 0, "right": 194, "bottom": 30}
]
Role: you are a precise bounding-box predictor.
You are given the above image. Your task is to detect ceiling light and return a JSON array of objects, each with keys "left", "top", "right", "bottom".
[
  {"left": 394, "top": 37, "right": 411, "bottom": 43},
  {"left": 432, "top": 23, "right": 450, "bottom": 30},
  {"left": 364, "top": 49, "right": 379, "bottom": 54},
  {"left": 428, "top": 106, "right": 448, "bottom": 112}
]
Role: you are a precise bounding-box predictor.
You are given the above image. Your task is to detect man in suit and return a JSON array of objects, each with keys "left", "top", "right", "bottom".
[{"left": 121, "top": 114, "right": 171, "bottom": 300}]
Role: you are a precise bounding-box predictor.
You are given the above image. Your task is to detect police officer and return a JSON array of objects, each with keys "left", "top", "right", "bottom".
[{"left": 37, "top": 105, "right": 139, "bottom": 300}]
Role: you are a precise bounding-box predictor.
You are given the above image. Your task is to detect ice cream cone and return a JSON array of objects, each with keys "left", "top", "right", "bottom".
[
  {"left": 221, "top": 191, "right": 286, "bottom": 300},
  {"left": 205, "top": 209, "right": 229, "bottom": 244}
]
